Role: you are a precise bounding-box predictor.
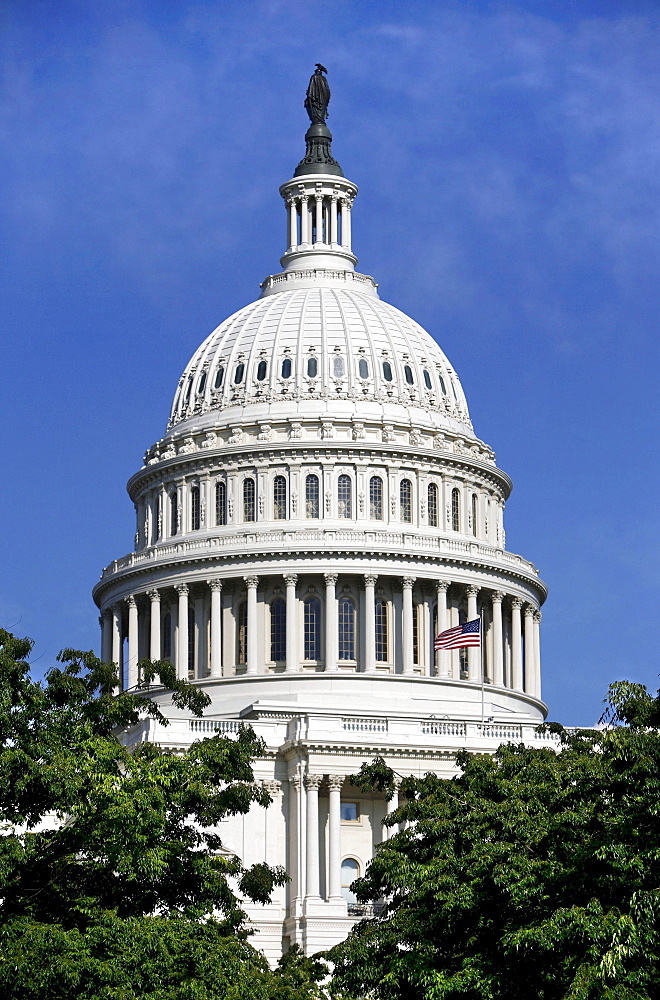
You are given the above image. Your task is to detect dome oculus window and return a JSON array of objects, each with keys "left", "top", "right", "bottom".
[
  {"left": 438, "top": 374, "right": 447, "bottom": 395},
  {"left": 197, "top": 371, "right": 207, "bottom": 395},
  {"left": 404, "top": 365, "right": 414, "bottom": 385},
  {"left": 359, "top": 358, "right": 369, "bottom": 379},
  {"left": 333, "top": 356, "right": 345, "bottom": 378},
  {"left": 214, "top": 366, "right": 225, "bottom": 389},
  {"left": 382, "top": 360, "right": 393, "bottom": 382},
  {"left": 256, "top": 360, "right": 267, "bottom": 381},
  {"left": 423, "top": 369, "right": 432, "bottom": 390},
  {"left": 281, "top": 358, "right": 292, "bottom": 379},
  {"left": 234, "top": 362, "right": 245, "bottom": 384},
  {"left": 307, "top": 357, "right": 318, "bottom": 378}
]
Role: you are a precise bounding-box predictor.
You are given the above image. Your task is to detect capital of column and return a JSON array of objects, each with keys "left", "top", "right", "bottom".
[
  {"left": 327, "top": 775, "right": 344, "bottom": 791},
  {"left": 207, "top": 579, "right": 223, "bottom": 592},
  {"left": 263, "top": 779, "right": 282, "bottom": 796},
  {"left": 304, "top": 773, "right": 323, "bottom": 791},
  {"left": 491, "top": 590, "right": 505, "bottom": 604},
  {"left": 436, "top": 580, "right": 450, "bottom": 594},
  {"left": 125, "top": 594, "right": 137, "bottom": 608},
  {"left": 533, "top": 610, "right": 542, "bottom": 624},
  {"left": 364, "top": 573, "right": 378, "bottom": 587},
  {"left": 511, "top": 597, "right": 523, "bottom": 610},
  {"left": 147, "top": 588, "right": 160, "bottom": 602},
  {"left": 244, "top": 575, "right": 259, "bottom": 589},
  {"left": 324, "top": 572, "right": 338, "bottom": 586},
  {"left": 524, "top": 603, "right": 535, "bottom": 618},
  {"left": 402, "top": 576, "right": 416, "bottom": 590},
  {"left": 175, "top": 583, "right": 189, "bottom": 597},
  {"left": 465, "top": 585, "right": 479, "bottom": 598},
  {"left": 284, "top": 573, "right": 298, "bottom": 586}
]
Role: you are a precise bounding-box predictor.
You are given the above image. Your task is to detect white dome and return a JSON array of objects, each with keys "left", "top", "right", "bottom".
[{"left": 168, "top": 272, "right": 473, "bottom": 438}]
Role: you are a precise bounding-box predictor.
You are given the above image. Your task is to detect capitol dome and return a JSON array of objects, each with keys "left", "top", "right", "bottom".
[{"left": 94, "top": 68, "right": 549, "bottom": 962}]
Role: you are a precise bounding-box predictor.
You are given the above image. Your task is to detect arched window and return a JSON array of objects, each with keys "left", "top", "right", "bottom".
[
  {"left": 256, "top": 360, "right": 267, "bottom": 381},
  {"left": 369, "top": 476, "right": 383, "bottom": 520},
  {"left": 273, "top": 475, "right": 287, "bottom": 519},
  {"left": 305, "top": 474, "right": 319, "bottom": 518},
  {"left": 184, "top": 377, "right": 193, "bottom": 404},
  {"left": 307, "top": 356, "right": 318, "bottom": 378},
  {"left": 215, "top": 481, "right": 226, "bottom": 526},
  {"left": 428, "top": 483, "right": 438, "bottom": 527},
  {"left": 375, "top": 599, "right": 388, "bottom": 661},
  {"left": 451, "top": 487, "right": 460, "bottom": 532},
  {"left": 471, "top": 493, "right": 478, "bottom": 537},
  {"left": 234, "top": 362, "right": 245, "bottom": 384},
  {"left": 238, "top": 602, "right": 248, "bottom": 664},
  {"left": 190, "top": 485, "right": 201, "bottom": 531},
  {"left": 243, "top": 478, "right": 255, "bottom": 522},
  {"left": 338, "top": 598, "right": 356, "bottom": 660},
  {"left": 400, "top": 479, "right": 412, "bottom": 523},
  {"left": 170, "top": 492, "right": 179, "bottom": 536},
  {"left": 341, "top": 858, "right": 359, "bottom": 905},
  {"left": 162, "top": 612, "right": 172, "bottom": 662},
  {"left": 438, "top": 374, "right": 447, "bottom": 395},
  {"left": 359, "top": 358, "right": 369, "bottom": 379},
  {"left": 337, "top": 475, "right": 352, "bottom": 518},
  {"left": 270, "top": 598, "right": 286, "bottom": 662},
  {"left": 197, "top": 371, "right": 207, "bottom": 395},
  {"left": 281, "top": 357, "right": 292, "bottom": 379},
  {"left": 304, "top": 597, "right": 321, "bottom": 660},
  {"left": 404, "top": 365, "right": 414, "bottom": 385},
  {"left": 423, "top": 369, "right": 432, "bottom": 390},
  {"left": 214, "top": 365, "right": 225, "bottom": 389},
  {"left": 382, "top": 360, "right": 393, "bottom": 382}
]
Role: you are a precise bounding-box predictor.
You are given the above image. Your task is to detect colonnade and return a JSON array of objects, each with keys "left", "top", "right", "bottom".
[
  {"left": 284, "top": 189, "right": 353, "bottom": 253},
  {"left": 100, "top": 573, "right": 542, "bottom": 699}
]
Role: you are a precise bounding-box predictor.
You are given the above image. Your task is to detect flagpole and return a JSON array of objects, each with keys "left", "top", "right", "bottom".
[{"left": 480, "top": 615, "right": 485, "bottom": 726}]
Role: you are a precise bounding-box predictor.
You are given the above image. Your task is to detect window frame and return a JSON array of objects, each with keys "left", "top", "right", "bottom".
[{"left": 243, "top": 478, "right": 256, "bottom": 522}]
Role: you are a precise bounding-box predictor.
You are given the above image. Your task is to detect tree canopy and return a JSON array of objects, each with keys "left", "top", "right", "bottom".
[
  {"left": 329, "top": 684, "right": 660, "bottom": 1000},
  {"left": 0, "top": 629, "right": 329, "bottom": 999}
]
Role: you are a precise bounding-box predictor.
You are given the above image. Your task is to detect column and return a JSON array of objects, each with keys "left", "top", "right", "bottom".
[
  {"left": 524, "top": 604, "right": 535, "bottom": 696},
  {"left": 491, "top": 592, "right": 504, "bottom": 687},
  {"left": 284, "top": 573, "right": 298, "bottom": 673},
  {"left": 533, "top": 611, "right": 542, "bottom": 701},
  {"left": 221, "top": 584, "right": 235, "bottom": 676},
  {"left": 384, "top": 776, "right": 401, "bottom": 841},
  {"left": 100, "top": 611, "right": 112, "bottom": 663},
  {"left": 324, "top": 573, "right": 338, "bottom": 672},
  {"left": 330, "top": 195, "right": 338, "bottom": 245},
  {"left": 288, "top": 197, "right": 297, "bottom": 249},
  {"left": 435, "top": 581, "right": 450, "bottom": 678},
  {"left": 315, "top": 195, "right": 323, "bottom": 244},
  {"left": 175, "top": 584, "right": 189, "bottom": 680},
  {"left": 402, "top": 577, "right": 415, "bottom": 675},
  {"left": 327, "top": 775, "right": 343, "bottom": 900},
  {"left": 300, "top": 195, "right": 310, "bottom": 244},
  {"left": 466, "top": 585, "right": 480, "bottom": 681},
  {"left": 209, "top": 580, "right": 223, "bottom": 678},
  {"left": 363, "top": 574, "right": 377, "bottom": 672},
  {"left": 511, "top": 598, "right": 523, "bottom": 691},
  {"left": 194, "top": 597, "right": 205, "bottom": 678},
  {"left": 111, "top": 604, "right": 123, "bottom": 691},
  {"left": 126, "top": 595, "right": 139, "bottom": 689},
  {"left": 245, "top": 576, "right": 259, "bottom": 675},
  {"left": 341, "top": 198, "right": 352, "bottom": 248},
  {"left": 148, "top": 589, "right": 161, "bottom": 661},
  {"left": 288, "top": 775, "right": 302, "bottom": 904},
  {"left": 304, "top": 774, "right": 322, "bottom": 899}
]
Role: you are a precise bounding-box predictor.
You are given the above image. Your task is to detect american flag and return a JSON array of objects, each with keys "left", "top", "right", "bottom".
[{"left": 434, "top": 618, "right": 481, "bottom": 650}]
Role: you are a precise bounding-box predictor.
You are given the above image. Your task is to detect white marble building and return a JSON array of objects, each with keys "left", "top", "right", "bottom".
[{"left": 93, "top": 71, "right": 549, "bottom": 961}]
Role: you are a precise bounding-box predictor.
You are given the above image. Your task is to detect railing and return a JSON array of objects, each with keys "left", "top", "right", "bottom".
[
  {"left": 421, "top": 720, "right": 467, "bottom": 737},
  {"left": 189, "top": 719, "right": 242, "bottom": 735},
  {"left": 477, "top": 723, "right": 522, "bottom": 740},
  {"left": 348, "top": 902, "right": 385, "bottom": 917},
  {"left": 342, "top": 718, "right": 388, "bottom": 733}
]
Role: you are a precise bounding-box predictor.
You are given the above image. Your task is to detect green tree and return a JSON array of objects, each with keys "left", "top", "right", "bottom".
[
  {"left": 329, "top": 685, "right": 660, "bottom": 1000},
  {"left": 0, "top": 629, "right": 328, "bottom": 999}
]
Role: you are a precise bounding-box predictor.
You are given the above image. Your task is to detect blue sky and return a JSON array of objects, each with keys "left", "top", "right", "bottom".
[{"left": 1, "top": 0, "right": 658, "bottom": 725}]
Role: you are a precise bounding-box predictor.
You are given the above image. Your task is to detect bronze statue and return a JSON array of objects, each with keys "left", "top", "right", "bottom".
[{"left": 304, "top": 63, "right": 330, "bottom": 124}]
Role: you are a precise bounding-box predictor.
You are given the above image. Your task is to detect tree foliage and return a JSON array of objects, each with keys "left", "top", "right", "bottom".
[
  {"left": 0, "top": 629, "right": 329, "bottom": 999},
  {"left": 329, "top": 684, "right": 660, "bottom": 1000}
]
